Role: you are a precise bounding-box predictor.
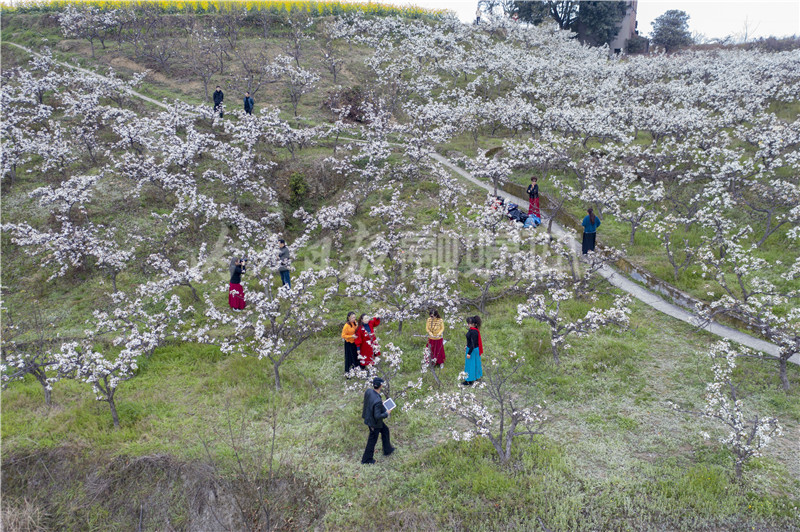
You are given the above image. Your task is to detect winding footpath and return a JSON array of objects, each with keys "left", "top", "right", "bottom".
[
  {"left": 428, "top": 153, "right": 798, "bottom": 366},
  {"left": 6, "top": 41, "right": 797, "bottom": 366}
]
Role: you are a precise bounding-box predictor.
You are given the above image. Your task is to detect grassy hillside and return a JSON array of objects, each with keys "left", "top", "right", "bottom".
[{"left": 2, "top": 5, "right": 799, "bottom": 531}]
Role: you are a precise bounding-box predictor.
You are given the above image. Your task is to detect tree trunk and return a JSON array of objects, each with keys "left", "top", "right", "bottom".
[
  {"left": 184, "top": 282, "right": 199, "bottom": 301},
  {"left": 273, "top": 362, "right": 282, "bottom": 390},
  {"left": 734, "top": 459, "right": 743, "bottom": 480},
  {"left": 397, "top": 320, "right": 403, "bottom": 334},
  {"left": 779, "top": 358, "right": 789, "bottom": 391},
  {"left": 488, "top": 434, "right": 505, "bottom": 463},
  {"left": 36, "top": 372, "right": 52, "bottom": 406},
  {"left": 108, "top": 398, "right": 121, "bottom": 428},
  {"left": 551, "top": 342, "right": 560, "bottom": 365}
]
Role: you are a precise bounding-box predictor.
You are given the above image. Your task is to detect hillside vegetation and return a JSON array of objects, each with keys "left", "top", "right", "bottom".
[{"left": 1, "top": 3, "right": 799, "bottom": 530}]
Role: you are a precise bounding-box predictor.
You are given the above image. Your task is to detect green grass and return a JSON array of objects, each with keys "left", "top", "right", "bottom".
[
  {"left": 2, "top": 11, "right": 800, "bottom": 530},
  {"left": 3, "top": 295, "right": 799, "bottom": 529}
]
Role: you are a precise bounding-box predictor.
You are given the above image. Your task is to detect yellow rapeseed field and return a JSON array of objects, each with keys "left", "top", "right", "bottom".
[{"left": 0, "top": 0, "right": 449, "bottom": 19}]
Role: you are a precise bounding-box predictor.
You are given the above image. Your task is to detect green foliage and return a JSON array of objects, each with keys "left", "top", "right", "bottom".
[
  {"left": 650, "top": 9, "right": 693, "bottom": 52},
  {"left": 627, "top": 34, "right": 650, "bottom": 54},
  {"left": 289, "top": 171, "right": 308, "bottom": 207},
  {"left": 574, "top": 1, "right": 627, "bottom": 46}
]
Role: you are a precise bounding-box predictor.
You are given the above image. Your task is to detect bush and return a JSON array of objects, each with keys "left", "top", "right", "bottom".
[
  {"left": 626, "top": 35, "right": 649, "bottom": 54},
  {"left": 750, "top": 35, "right": 800, "bottom": 52},
  {"left": 289, "top": 171, "right": 307, "bottom": 207},
  {"left": 323, "top": 86, "right": 368, "bottom": 123}
]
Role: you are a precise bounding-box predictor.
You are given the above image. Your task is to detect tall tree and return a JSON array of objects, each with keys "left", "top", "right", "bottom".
[
  {"left": 650, "top": 9, "right": 693, "bottom": 52},
  {"left": 516, "top": 1, "right": 626, "bottom": 47},
  {"left": 515, "top": 1, "right": 579, "bottom": 30},
  {"left": 574, "top": 1, "right": 627, "bottom": 46}
]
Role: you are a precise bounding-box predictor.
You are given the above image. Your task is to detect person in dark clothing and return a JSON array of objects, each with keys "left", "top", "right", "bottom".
[
  {"left": 278, "top": 239, "right": 291, "bottom": 288},
  {"left": 361, "top": 377, "right": 395, "bottom": 464},
  {"left": 527, "top": 176, "right": 540, "bottom": 217},
  {"left": 581, "top": 207, "right": 601, "bottom": 254},
  {"left": 228, "top": 257, "right": 246, "bottom": 310},
  {"left": 213, "top": 86, "right": 224, "bottom": 118},
  {"left": 243, "top": 92, "right": 254, "bottom": 115},
  {"left": 463, "top": 315, "right": 483, "bottom": 385}
]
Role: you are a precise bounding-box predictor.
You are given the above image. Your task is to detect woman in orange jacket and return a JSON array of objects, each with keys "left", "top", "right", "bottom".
[{"left": 342, "top": 312, "right": 360, "bottom": 375}]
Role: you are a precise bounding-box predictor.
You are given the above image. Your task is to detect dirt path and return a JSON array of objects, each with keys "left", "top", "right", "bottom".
[{"left": 8, "top": 40, "right": 796, "bottom": 366}]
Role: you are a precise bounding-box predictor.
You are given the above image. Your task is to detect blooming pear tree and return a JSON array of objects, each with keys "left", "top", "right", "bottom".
[
  {"left": 58, "top": 5, "right": 120, "bottom": 58},
  {"left": 46, "top": 266, "right": 197, "bottom": 428},
  {"left": 199, "top": 265, "right": 339, "bottom": 390},
  {"left": 668, "top": 341, "right": 784, "bottom": 480},
  {"left": 345, "top": 342, "right": 423, "bottom": 400},
  {"left": 52, "top": 339, "right": 134, "bottom": 429},
  {"left": 145, "top": 244, "right": 209, "bottom": 301},
  {"left": 1, "top": 303, "right": 61, "bottom": 405},
  {"left": 516, "top": 239, "right": 632, "bottom": 364},
  {"left": 643, "top": 213, "right": 696, "bottom": 281},
  {"left": 697, "top": 238, "right": 800, "bottom": 390},
  {"left": 347, "top": 188, "right": 459, "bottom": 333},
  {"left": 465, "top": 153, "right": 511, "bottom": 197},
  {"left": 274, "top": 55, "right": 320, "bottom": 117},
  {"left": 421, "top": 351, "right": 547, "bottom": 464}
]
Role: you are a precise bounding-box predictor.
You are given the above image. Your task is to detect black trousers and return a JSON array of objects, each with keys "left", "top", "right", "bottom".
[
  {"left": 344, "top": 342, "right": 359, "bottom": 374},
  {"left": 361, "top": 424, "right": 392, "bottom": 463},
  {"left": 582, "top": 231, "right": 596, "bottom": 254}
]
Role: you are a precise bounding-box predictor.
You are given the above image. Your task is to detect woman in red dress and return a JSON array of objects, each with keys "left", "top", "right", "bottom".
[
  {"left": 228, "top": 258, "right": 246, "bottom": 310},
  {"left": 354, "top": 314, "right": 381, "bottom": 366},
  {"left": 527, "top": 176, "right": 540, "bottom": 217}
]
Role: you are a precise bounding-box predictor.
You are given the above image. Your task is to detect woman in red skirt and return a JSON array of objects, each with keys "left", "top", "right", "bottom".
[
  {"left": 426, "top": 309, "right": 445, "bottom": 367},
  {"left": 527, "top": 176, "right": 540, "bottom": 217},
  {"left": 355, "top": 314, "right": 381, "bottom": 366},
  {"left": 228, "top": 257, "right": 246, "bottom": 310}
]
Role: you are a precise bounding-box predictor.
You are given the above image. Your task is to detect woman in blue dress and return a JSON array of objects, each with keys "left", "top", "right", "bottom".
[
  {"left": 463, "top": 316, "right": 483, "bottom": 385},
  {"left": 581, "top": 207, "right": 601, "bottom": 254}
]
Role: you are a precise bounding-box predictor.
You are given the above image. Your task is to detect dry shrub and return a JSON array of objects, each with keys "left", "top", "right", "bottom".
[
  {"left": 1, "top": 498, "right": 49, "bottom": 532},
  {"left": 323, "top": 86, "right": 368, "bottom": 123}
]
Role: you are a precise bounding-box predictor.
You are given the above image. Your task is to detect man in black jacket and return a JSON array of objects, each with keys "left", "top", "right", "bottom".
[
  {"left": 361, "top": 377, "right": 395, "bottom": 464},
  {"left": 243, "top": 92, "right": 254, "bottom": 115},
  {"left": 213, "top": 86, "right": 224, "bottom": 118}
]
